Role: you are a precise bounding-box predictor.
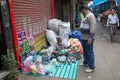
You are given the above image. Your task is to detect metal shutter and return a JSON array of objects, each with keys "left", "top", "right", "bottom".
[{"left": 11, "top": 0, "right": 51, "bottom": 52}]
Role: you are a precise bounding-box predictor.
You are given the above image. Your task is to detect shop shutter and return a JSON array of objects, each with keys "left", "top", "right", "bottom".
[{"left": 11, "top": 0, "right": 51, "bottom": 53}]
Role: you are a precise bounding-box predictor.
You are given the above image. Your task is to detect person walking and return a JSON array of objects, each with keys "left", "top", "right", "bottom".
[
  {"left": 107, "top": 9, "right": 119, "bottom": 41},
  {"left": 79, "top": 4, "right": 96, "bottom": 73}
]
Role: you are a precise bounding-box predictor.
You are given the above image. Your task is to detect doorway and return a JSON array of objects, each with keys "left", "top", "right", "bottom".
[{"left": 54, "top": 0, "right": 71, "bottom": 22}]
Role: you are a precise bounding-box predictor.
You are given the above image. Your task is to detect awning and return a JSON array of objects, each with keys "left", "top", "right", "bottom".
[
  {"left": 93, "top": 0, "right": 107, "bottom": 6},
  {"left": 116, "top": 0, "right": 120, "bottom": 6},
  {"left": 89, "top": 4, "right": 95, "bottom": 8}
]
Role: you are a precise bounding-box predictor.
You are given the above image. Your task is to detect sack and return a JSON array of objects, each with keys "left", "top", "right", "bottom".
[
  {"left": 59, "top": 22, "right": 71, "bottom": 45},
  {"left": 69, "top": 30, "right": 82, "bottom": 42},
  {"left": 48, "top": 18, "right": 61, "bottom": 34},
  {"left": 46, "top": 29, "right": 57, "bottom": 46}
]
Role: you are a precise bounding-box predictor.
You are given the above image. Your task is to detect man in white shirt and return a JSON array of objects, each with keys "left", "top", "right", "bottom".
[
  {"left": 107, "top": 9, "right": 119, "bottom": 27},
  {"left": 107, "top": 9, "right": 119, "bottom": 41}
]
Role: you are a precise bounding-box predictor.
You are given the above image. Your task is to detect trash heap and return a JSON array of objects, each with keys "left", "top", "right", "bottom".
[
  {"left": 20, "top": 18, "right": 83, "bottom": 76},
  {"left": 47, "top": 18, "right": 71, "bottom": 46}
]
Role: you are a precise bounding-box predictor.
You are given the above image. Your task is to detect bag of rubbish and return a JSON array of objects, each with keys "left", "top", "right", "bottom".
[
  {"left": 59, "top": 22, "right": 71, "bottom": 46},
  {"left": 69, "top": 30, "right": 82, "bottom": 43},
  {"left": 46, "top": 29, "right": 57, "bottom": 46},
  {"left": 48, "top": 18, "right": 61, "bottom": 34}
]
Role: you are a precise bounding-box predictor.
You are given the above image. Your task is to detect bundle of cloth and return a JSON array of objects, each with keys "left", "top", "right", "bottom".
[{"left": 68, "top": 38, "right": 83, "bottom": 55}]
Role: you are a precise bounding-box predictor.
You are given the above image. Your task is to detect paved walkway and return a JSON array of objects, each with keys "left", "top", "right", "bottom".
[
  {"left": 76, "top": 23, "right": 120, "bottom": 80},
  {"left": 18, "top": 23, "right": 120, "bottom": 80}
]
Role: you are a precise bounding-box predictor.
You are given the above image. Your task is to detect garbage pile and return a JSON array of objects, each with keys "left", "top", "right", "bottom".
[{"left": 20, "top": 18, "right": 83, "bottom": 76}]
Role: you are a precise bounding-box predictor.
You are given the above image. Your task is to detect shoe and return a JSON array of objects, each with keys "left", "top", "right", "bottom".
[
  {"left": 85, "top": 68, "right": 94, "bottom": 73},
  {"left": 79, "top": 63, "right": 88, "bottom": 67}
]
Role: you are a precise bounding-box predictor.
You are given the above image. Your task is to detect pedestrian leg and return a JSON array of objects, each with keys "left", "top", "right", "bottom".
[{"left": 110, "top": 25, "right": 114, "bottom": 42}]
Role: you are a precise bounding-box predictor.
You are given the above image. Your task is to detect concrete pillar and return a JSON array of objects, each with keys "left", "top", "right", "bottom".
[{"left": 70, "top": 0, "right": 76, "bottom": 30}]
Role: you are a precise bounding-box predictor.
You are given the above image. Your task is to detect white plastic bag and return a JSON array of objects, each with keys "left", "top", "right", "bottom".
[
  {"left": 59, "top": 22, "right": 71, "bottom": 45},
  {"left": 47, "top": 46, "right": 54, "bottom": 56},
  {"left": 48, "top": 18, "right": 61, "bottom": 34},
  {"left": 46, "top": 29, "right": 57, "bottom": 46}
]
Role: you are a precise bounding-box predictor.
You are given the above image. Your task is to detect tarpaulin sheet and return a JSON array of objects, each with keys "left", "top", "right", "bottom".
[
  {"left": 93, "top": 0, "right": 107, "bottom": 6},
  {"left": 116, "top": 0, "right": 120, "bottom": 6}
]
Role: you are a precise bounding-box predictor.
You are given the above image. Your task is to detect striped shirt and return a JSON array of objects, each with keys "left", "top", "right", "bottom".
[{"left": 80, "top": 12, "right": 96, "bottom": 40}]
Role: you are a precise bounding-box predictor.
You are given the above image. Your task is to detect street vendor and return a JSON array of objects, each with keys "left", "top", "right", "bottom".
[
  {"left": 52, "top": 36, "right": 68, "bottom": 62},
  {"left": 53, "top": 36, "right": 67, "bottom": 55},
  {"left": 53, "top": 36, "right": 82, "bottom": 63}
]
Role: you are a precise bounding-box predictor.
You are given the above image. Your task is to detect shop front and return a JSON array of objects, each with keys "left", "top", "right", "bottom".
[
  {"left": 0, "top": 0, "right": 85, "bottom": 79},
  {"left": 7, "top": 0, "right": 52, "bottom": 68}
]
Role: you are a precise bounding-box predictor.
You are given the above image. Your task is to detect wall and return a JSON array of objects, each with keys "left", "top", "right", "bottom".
[{"left": 71, "top": 0, "right": 77, "bottom": 30}]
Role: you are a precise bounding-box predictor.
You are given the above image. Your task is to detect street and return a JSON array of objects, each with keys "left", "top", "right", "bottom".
[
  {"left": 18, "top": 23, "right": 120, "bottom": 80},
  {"left": 77, "top": 22, "right": 120, "bottom": 80}
]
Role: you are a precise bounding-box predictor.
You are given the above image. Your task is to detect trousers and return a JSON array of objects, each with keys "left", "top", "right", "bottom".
[{"left": 82, "top": 40, "right": 95, "bottom": 69}]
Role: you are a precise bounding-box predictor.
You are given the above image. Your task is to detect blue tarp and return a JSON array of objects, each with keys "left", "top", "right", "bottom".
[
  {"left": 89, "top": 4, "right": 95, "bottom": 8},
  {"left": 93, "top": 0, "right": 107, "bottom": 6},
  {"left": 89, "top": 0, "right": 107, "bottom": 8},
  {"left": 116, "top": 0, "right": 120, "bottom": 6}
]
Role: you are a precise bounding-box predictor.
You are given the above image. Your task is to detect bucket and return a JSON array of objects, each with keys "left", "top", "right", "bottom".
[{"left": 42, "top": 56, "right": 50, "bottom": 64}]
